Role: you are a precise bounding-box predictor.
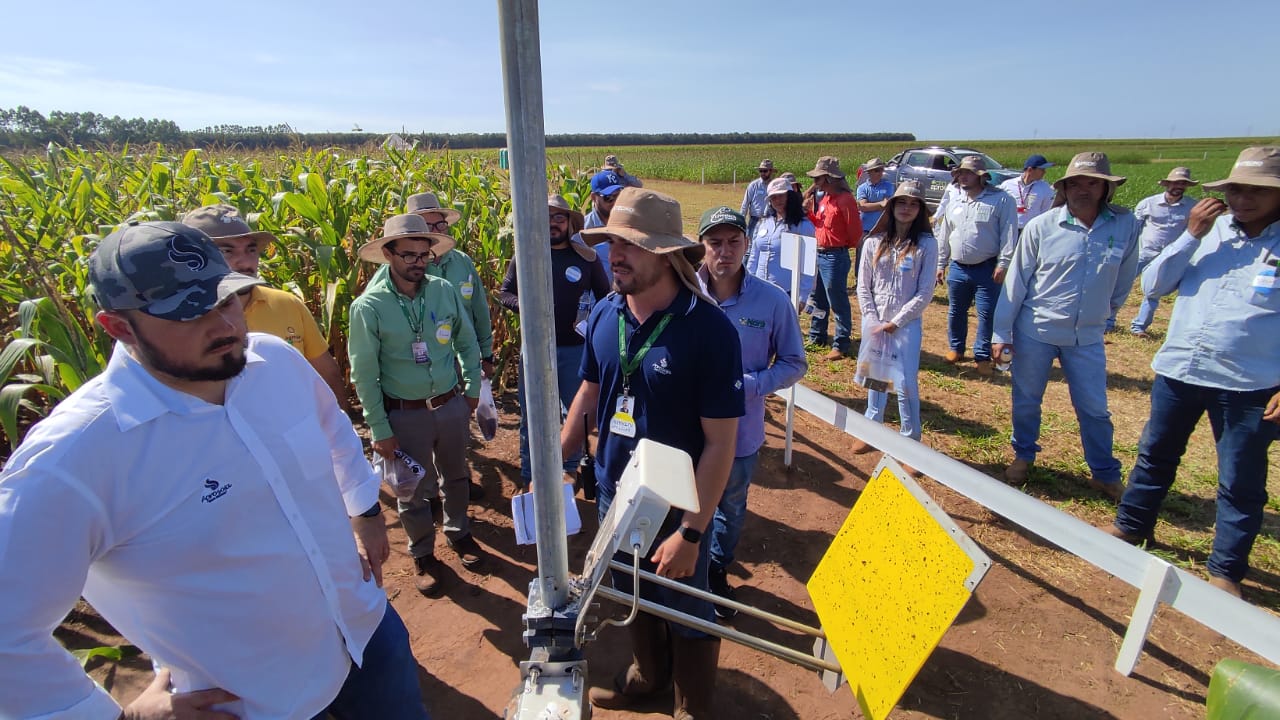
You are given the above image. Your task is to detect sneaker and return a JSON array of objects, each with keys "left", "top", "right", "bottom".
[
  {"left": 468, "top": 481, "right": 486, "bottom": 501},
  {"left": 447, "top": 534, "right": 486, "bottom": 568},
  {"left": 1131, "top": 330, "right": 1150, "bottom": 339},
  {"left": 1087, "top": 476, "right": 1125, "bottom": 503},
  {"left": 975, "top": 360, "right": 994, "bottom": 377},
  {"left": 709, "top": 568, "right": 738, "bottom": 619},
  {"left": 1004, "top": 458, "right": 1031, "bottom": 485},
  {"left": 943, "top": 349, "right": 964, "bottom": 364},
  {"left": 413, "top": 554, "right": 446, "bottom": 597}
]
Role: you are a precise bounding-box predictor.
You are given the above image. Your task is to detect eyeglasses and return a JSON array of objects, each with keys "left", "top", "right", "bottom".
[
  {"left": 550, "top": 212, "right": 570, "bottom": 222},
  {"left": 759, "top": 169, "right": 771, "bottom": 173},
  {"left": 424, "top": 219, "right": 451, "bottom": 232},
  {"left": 391, "top": 250, "right": 434, "bottom": 264},
  {"left": 599, "top": 194, "right": 619, "bottom": 204}
]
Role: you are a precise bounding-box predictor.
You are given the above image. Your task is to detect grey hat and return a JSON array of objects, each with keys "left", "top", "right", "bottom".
[
  {"left": 356, "top": 213, "right": 456, "bottom": 264},
  {"left": 758, "top": 159, "right": 774, "bottom": 170},
  {"left": 864, "top": 157, "right": 887, "bottom": 172},
  {"left": 180, "top": 204, "right": 276, "bottom": 244},
  {"left": 405, "top": 192, "right": 462, "bottom": 224},
  {"left": 88, "top": 221, "right": 264, "bottom": 321},
  {"left": 806, "top": 156, "right": 845, "bottom": 179},
  {"left": 951, "top": 155, "right": 990, "bottom": 179}
]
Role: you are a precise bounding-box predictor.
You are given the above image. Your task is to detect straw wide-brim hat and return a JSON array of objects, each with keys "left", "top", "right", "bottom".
[
  {"left": 1158, "top": 167, "right": 1199, "bottom": 186},
  {"left": 1203, "top": 147, "right": 1280, "bottom": 190},
  {"left": 405, "top": 192, "right": 462, "bottom": 225},
  {"left": 180, "top": 204, "right": 277, "bottom": 244},
  {"left": 357, "top": 213, "right": 456, "bottom": 263},
  {"left": 579, "top": 187, "right": 713, "bottom": 303},
  {"left": 805, "top": 156, "right": 845, "bottom": 179},
  {"left": 548, "top": 193, "right": 594, "bottom": 262},
  {"left": 868, "top": 180, "right": 928, "bottom": 236},
  {"left": 1051, "top": 152, "right": 1126, "bottom": 205}
]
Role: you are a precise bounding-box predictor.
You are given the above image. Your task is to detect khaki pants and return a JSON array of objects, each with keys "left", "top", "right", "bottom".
[{"left": 388, "top": 394, "right": 472, "bottom": 558}]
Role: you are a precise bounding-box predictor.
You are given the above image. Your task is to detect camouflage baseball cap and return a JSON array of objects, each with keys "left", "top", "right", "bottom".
[{"left": 88, "top": 221, "right": 264, "bottom": 321}]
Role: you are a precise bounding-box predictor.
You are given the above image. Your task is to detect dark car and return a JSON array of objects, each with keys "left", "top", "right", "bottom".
[{"left": 882, "top": 147, "right": 1020, "bottom": 206}]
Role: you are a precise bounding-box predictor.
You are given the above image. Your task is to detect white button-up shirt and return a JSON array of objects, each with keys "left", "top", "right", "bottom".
[
  {"left": 0, "top": 334, "right": 385, "bottom": 719},
  {"left": 998, "top": 176, "right": 1055, "bottom": 229}
]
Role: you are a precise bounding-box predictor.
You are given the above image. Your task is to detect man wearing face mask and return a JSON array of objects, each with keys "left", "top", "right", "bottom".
[{"left": 499, "top": 194, "right": 610, "bottom": 490}]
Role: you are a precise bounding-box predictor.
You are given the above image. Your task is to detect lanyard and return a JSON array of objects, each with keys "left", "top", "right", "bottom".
[
  {"left": 618, "top": 312, "right": 672, "bottom": 388},
  {"left": 395, "top": 292, "right": 426, "bottom": 339}
]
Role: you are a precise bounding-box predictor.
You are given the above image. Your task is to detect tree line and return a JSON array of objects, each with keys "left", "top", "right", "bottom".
[{"left": 0, "top": 107, "right": 913, "bottom": 150}]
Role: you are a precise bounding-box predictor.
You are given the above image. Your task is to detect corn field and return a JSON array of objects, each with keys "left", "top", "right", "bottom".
[{"left": 0, "top": 144, "right": 589, "bottom": 450}]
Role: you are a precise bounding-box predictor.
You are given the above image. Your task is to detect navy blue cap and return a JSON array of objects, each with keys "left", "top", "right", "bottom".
[
  {"left": 590, "top": 170, "right": 625, "bottom": 196},
  {"left": 1024, "top": 154, "right": 1055, "bottom": 170}
]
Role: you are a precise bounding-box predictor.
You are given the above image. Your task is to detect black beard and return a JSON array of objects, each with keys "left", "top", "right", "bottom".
[{"left": 134, "top": 327, "right": 247, "bottom": 382}]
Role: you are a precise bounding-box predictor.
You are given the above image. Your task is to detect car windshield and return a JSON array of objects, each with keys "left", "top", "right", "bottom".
[{"left": 955, "top": 152, "right": 1005, "bottom": 170}]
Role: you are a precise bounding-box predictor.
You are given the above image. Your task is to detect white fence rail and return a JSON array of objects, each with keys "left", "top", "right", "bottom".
[{"left": 777, "top": 382, "right": 1280, "bottom": 673}]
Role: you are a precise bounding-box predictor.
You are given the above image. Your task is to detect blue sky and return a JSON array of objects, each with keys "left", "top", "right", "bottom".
[{"left": 2, "top": 0, "right": 1276, "bottom": 140}]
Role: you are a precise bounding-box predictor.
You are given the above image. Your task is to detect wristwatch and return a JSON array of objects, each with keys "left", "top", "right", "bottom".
[
  {"left": 678, "top": 525, "right": 702, "bottom": 544},
  {"left": 357, "top": 502, "right": 382, "bottom": 518}
]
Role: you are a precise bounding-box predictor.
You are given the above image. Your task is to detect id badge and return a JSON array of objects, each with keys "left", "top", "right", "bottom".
[
  {"left": 899, "top": 254, "right": 914, "bottom": 273},
  {"left": 975, "top": 205, "right": 993, "bottom": 223},
  {"left": 411, "top": 341, "right": 430, "bottom": 364},
  {"left": 1253, "top": 266, "right": 1279, "bottom": 291},
  {"left": 608, "top": 394, "right": 637, "bottom": 438}
]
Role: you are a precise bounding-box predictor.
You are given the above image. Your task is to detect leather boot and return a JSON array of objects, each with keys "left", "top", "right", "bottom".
[
  {"left": 588, "top": 613, "right": 671, "bottom": 709},
  {"left": 671, "top": 634, "right": 721, "bottom": 720}
]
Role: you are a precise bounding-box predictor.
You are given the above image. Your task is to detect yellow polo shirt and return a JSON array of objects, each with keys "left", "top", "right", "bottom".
[{"left": 242, "top": 286, "right": 328, "bottom": 359}]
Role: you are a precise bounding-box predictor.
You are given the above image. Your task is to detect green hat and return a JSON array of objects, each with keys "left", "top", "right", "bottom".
[
  {"left": 697, "top": 206, "right": 748, "bottom": 237},
  {"left": 88, "top": 221, "right": 264, "bottom": 321}
]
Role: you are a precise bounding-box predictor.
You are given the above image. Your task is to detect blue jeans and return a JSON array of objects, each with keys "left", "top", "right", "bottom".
[
  {"left": 709, "top": 453, "right": 760, "bottom": 571},
  {"left": 320, "top": 602, "right": 430, "bottom": 719},
  {"left": 808, "top": 248, "right": 853, "bottom": 352},
  {"left": 1009, "top": 333, "right": 1122, "bottom": 483},
  {"left": 1129, "top": 258, "right": 1160, "bottom": 333},
  {"left": 946, "top": 258, "right": 998, "bottom": 362},
  {"left": 865, "top": 319, "right": 923, "bottom": 440},
  {"left": 518, "top": 344, "right": 587, "bottom": 487},
  {"left": 1115, "top": 375, "right": 1279, "bottom": 582}
]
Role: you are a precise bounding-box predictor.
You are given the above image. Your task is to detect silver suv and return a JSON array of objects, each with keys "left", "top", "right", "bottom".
[{"left": 882, "top": 147, "right": 1020, "bottom": 206}]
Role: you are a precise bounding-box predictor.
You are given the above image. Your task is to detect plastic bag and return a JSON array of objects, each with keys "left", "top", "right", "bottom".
[
  {"left": 511, "top": 481, "right": 582, "bottom": 545},
  {"left": 475, "top": 378, "right": 498, "bottom": 441},
  {"left": 374, "top": 449, "right": 427, "bottom": 500},
  {"left": 854, "top": 324, "right": 905, "bottom": 394}
]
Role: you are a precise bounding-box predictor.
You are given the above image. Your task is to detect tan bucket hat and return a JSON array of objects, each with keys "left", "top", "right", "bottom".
[
  {"left": 1051, "top": 152, "right": 1126, "bottom": 205},
  {"left": 180, "top": 204, "right": 276, "bottom": 244},
  {"left": 1158, "top": 167, "right": 1199, "bottom": 186},
  {"left": 951, "top": 155, "right": 990, "bottom": 179},
  {"left": 579, "top": 187, "right": 713, "bottom": 303},
  {"left": 549, "top": 193, "right": 594, "bottom": 262},
  {"left": 864, "top": 157, "right": 887, "bottom": 172},
  {"left": 1203, "top": 147, "right": 1280, "bottom": 190},
  {"left": 405, "top": 192, "right": 462, "bottom": 224},
  {"left": 868, "top": 181, "right": 928, "bottom": 236},
  {"left": 758, "top": 159, "right": 774, "bottom": 170},
  {"left": 357, "top": 213, "right": 456, "bottom": 264},
  {"left": 805, "top": 156, "right": 845, "bottom": 179}
]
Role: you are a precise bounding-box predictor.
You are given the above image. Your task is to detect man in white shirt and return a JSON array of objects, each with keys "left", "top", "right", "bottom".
[
  {"left": 0, "top": 221, "right": 428, "bottom": 719},
  {"left": 998, "top": 154, "right": 1056, "bottom": 233},
  {"left": 741, "top": 158, "right": 775, "bottom": 237},
  {"left": 1126, "top": 167, "right": 1199, "bottom": 337}
]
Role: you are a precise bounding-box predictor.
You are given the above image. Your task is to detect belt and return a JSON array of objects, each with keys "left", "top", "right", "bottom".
[
  {"left": 954, "top": 257, "right": 996, "bottom": 268},
  {"left": 384, "top": 388, "right": 458, "bottom": 411},
  {"left": 816, "top": 246, "right": 849, "bottom": 253}
]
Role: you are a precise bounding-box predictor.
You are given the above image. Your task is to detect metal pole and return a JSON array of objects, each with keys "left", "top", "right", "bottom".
[{"left": 497, "top": 0, "right": 568, "bottom": 607}]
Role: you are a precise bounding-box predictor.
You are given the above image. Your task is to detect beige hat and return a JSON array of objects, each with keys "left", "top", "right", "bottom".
[
  {"left": 579, "top": 187, "right": 713, "bottom": 304},
  {"left": 549, "top": 193, "right": 594, "bottom": 262},
  {"left": 405, "top": 192, "right": 462, "bottom": 224},
  {"left": 805, "top": 156, "right": 845, "bottom": 179},
  {"left": 180, "top": 204, "right": 276, "bottom": 244},
  {"left": 864, "top": 157, "right": 887, "bottom": 172},
  {"left": 1051, "top": 152, "right": 1126, "bottom": 205},
  {"left": 357, "top": 213, "right": 456, "bottom": 264},
  {"left": 951, "top": 155, "right": 990, "bottom": 179},
  {"left": 868, "top": 181, "right": 927, "bottom": 236},
  {"left": 603, "top": 154, "right": 622, "bottom": 170},
  {"left": 1203, "top": 147, "right": 1280, "bottom": 190},
  {"left": 1158, "top": 167, "right": 1199, "bottom": 186}
]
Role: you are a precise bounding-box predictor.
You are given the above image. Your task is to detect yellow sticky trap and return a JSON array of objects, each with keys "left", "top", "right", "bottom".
[{"left": 807, "top": 457, "right": 991, "bottom": 720}]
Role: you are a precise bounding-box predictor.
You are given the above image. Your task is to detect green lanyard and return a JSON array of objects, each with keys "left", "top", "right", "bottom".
[
  {"left": 618, "top": 312, "right": 672, "bottom": 390},
  {"left": 395, "top": 292, "right": 426, "bottom": 340}
]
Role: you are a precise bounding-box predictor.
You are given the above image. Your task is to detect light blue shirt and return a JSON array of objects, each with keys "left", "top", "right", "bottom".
[
  {"left": 740, "top": 178, "right": 770, "bottom": 219},
  {"left": 856, "top": 231, "right": 939, "bottom": 328},
  {"left": 994, "top": 205, "right": 1140, "bottom": 347},
  {"left": 746, "top": 213, "right": 817, "bottom": 301},
  {"left": 698, "top": 268, "right": 808, "bottom": 457},
  {"left": 937, "top": 184, "right": 1020, "bottom": 269},
  {"left": 583, "top": 208, "right": 610, "bottom": 283},
  {"left": 1145, "top": 216, "right": 1280, "bottom": 391},
  {"left": 855, "top": 179, "right": 895, "bottom": 233},
  {"left": 1134, "top": 192, "right": 1196, "bottom": 263}
]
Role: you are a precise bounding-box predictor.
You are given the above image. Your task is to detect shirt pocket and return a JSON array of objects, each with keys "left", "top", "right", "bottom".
[{"left": 281, "top": 417, "right": 335, "bottom": 485}]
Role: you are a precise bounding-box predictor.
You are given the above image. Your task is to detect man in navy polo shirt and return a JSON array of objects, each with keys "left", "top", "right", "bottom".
[{"left": 562, "top": 188, "right": 744, "bottom": 719}]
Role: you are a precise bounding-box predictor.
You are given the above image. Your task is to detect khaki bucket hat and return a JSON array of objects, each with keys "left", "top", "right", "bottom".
[
  {"left": 805, "top": 156, "right": 845, "bottom": 179},
  {"left": 1203, "top": 147, "right": 1280, "bottom": 190},
  {"left": 180, "top": 204, "right": 277, "bottom": 244},
  {"left": 579, "top": 187, "right": 713, "bottom": 303},
  {"left": 357, "top": 213, "right": 456, "bottom": 264},
  {"left": 1159, "top": 167, "right": 1199, "bottom": 186},
  {"left": 951, "top": 155, "right": 990, "bottom": 179},
  {"left": 549, "top": 193, "right": 594, "bottom": 262},
  {"left": 868, "top": 180, "right": 928, "bottom": 236},
  {"left": 864, "top": 157, "right": 887, "bottom": 172},
  {"left": 1051, "top": 152, "right": 1126, "bottom": 205},
  {"left": 405, "top": 192, "right": 462, "bottom": 225},
  {"left": 758, "top": 159, "right": 774, "bottom": 170}
]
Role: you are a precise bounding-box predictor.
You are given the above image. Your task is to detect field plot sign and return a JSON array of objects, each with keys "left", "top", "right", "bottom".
[{"left": 807, "top": 458, "right": 991, "bottom": 720}]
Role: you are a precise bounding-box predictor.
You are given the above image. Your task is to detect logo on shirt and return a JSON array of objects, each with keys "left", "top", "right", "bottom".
[
  {"left": 739, "top": 317, "right": 766, "bottom": 329},
  {"left": 652, "top": 357, "right": 672, "bottom": 375},
  {"left": 201, "top": 478, "right": 233, "bottom": 504}
]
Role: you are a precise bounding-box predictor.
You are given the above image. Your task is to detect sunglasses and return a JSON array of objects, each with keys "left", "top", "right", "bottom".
[
  {"left": 391, "top": 250, "right": 435, "bottom": 264},
  {"left": 599, "top": 194, "right": 620, "bottom": 204}
]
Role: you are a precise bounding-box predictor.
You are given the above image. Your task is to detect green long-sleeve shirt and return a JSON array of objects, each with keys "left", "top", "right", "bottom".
[
  {"left": 369, "top": 250, "right": 493, "bottom": 358},
  {"left": 348, "top": 270, "right": 482, "bottom": 441}
]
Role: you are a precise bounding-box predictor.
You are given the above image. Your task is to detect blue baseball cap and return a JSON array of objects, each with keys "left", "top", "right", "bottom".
[
  {"left": 1024, "top": 154, "right": 1055, "bottom": 170},
  {"left": 590, "top": 170, "right": 625, "bottom": 196}
]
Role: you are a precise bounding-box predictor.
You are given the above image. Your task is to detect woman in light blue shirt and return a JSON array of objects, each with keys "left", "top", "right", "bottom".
[
  {"left": 852, "top": 181, "right": 938, "bottom": 446},
  {"left": 746, "top": 177, "right": 816, "bottom": 305}
]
